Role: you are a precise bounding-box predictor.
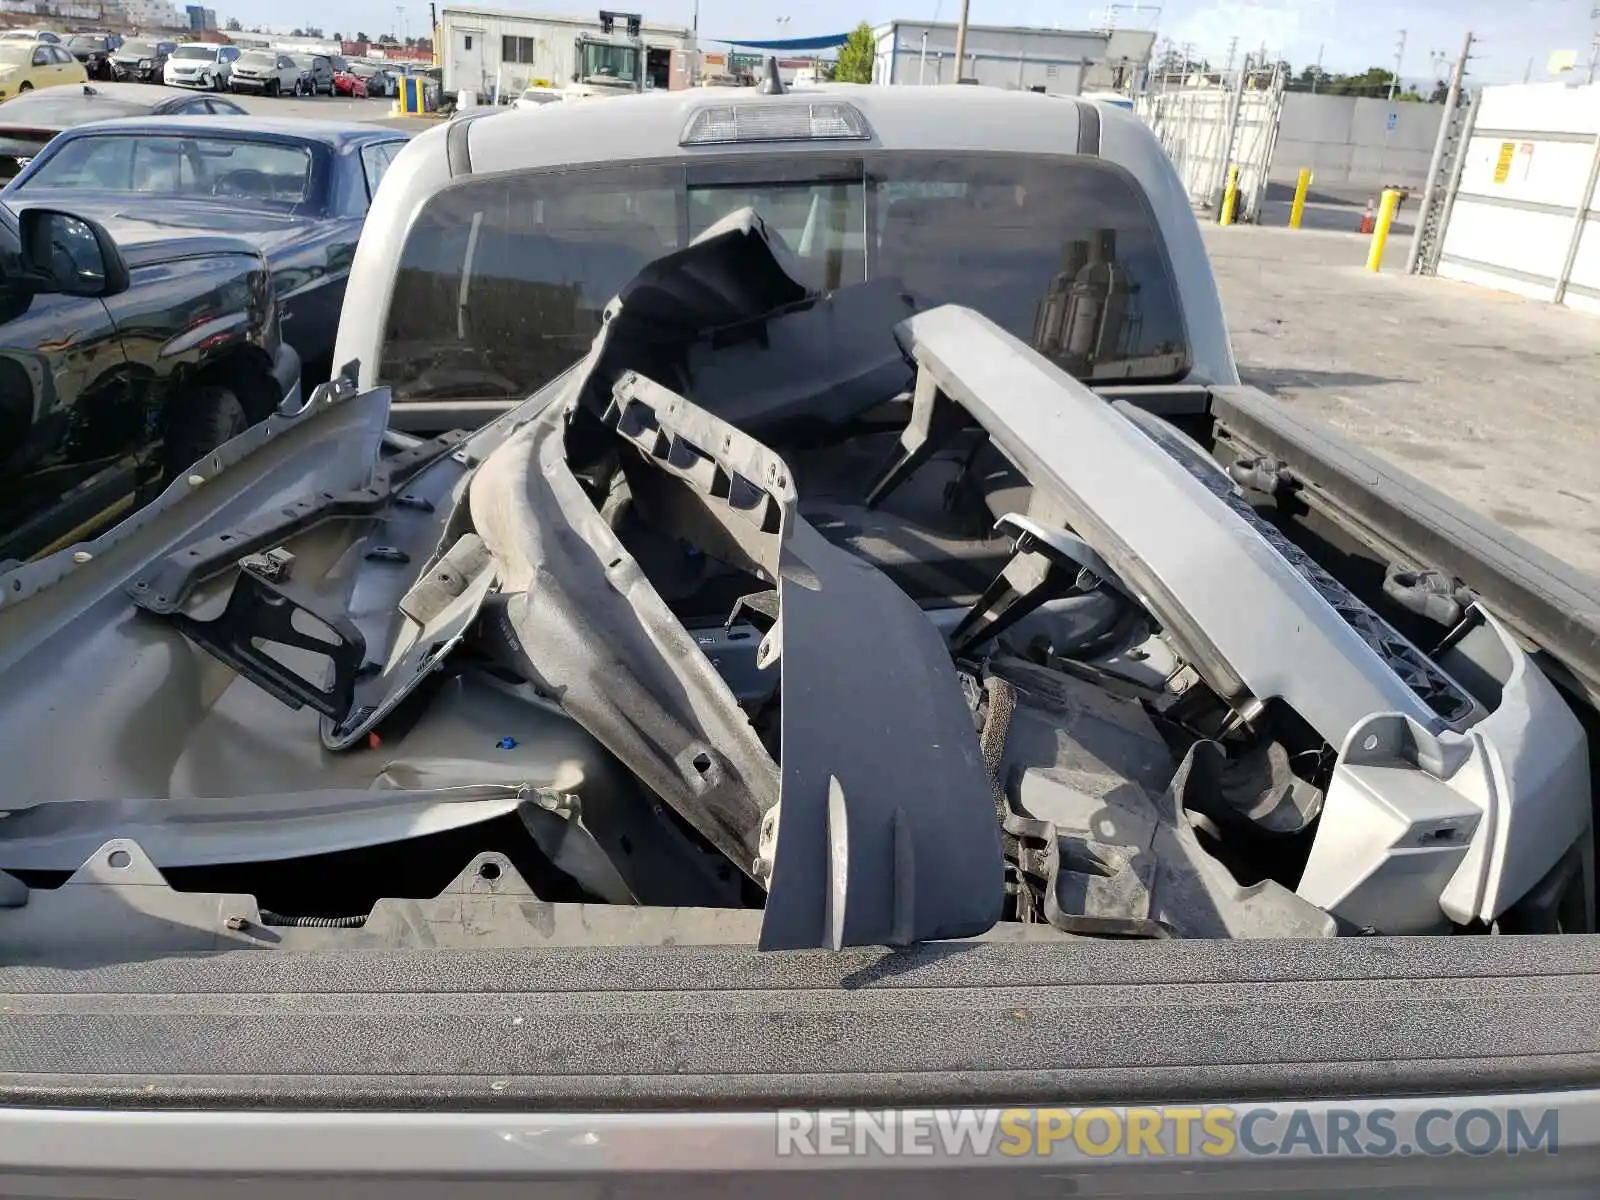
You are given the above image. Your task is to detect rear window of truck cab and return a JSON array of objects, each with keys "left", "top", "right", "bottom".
[{"left": 378, "top": 152, "right": 1190, "bottom": 406}]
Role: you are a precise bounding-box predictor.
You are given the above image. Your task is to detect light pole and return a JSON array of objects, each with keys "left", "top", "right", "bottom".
[
  {"left": 1388, "top": 28, "right": 1405, "bottom": 100},
  {"left": 952, "top": 0, "right": 971, "bottom": 82}
]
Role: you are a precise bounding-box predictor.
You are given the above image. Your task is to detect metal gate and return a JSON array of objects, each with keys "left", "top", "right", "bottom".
[
  {"left": 1407, "top": 91, "right": 1482, "bottom": 276},
  {"left": 1135, "top": 72, "right": 1286, "bottom": 221}
]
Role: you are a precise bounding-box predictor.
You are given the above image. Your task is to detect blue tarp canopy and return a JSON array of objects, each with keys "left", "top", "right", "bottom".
[{"left": 713, "top": 33, "right": 851, "bottom": 50}]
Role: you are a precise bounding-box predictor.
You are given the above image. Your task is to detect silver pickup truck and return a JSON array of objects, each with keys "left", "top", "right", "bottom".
[{"left": 0, "top": 81, "right": 1598, "bottom": 1193}]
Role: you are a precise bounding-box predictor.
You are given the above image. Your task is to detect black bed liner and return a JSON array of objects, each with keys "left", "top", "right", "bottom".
[{"left": 2, "top": 935, "right": 1599, "bottom": 1110}]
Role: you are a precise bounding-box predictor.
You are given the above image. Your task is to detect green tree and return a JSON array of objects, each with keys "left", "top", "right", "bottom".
[
  {"left": 224, "top": 16, "right": 241, "bottom": 31},
  {"left": 834, "top": 21, "right": 876, "bottom": 84}
]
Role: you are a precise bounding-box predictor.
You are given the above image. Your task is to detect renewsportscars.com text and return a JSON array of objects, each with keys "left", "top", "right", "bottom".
[{"left": 775, "top": 1106, "right": 1560, "bottom": 1159}]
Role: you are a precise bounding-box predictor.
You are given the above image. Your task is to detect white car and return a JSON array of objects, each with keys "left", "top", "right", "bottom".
[
  {"left": 0, "top": 29, "right": 62, "bottom": 45},
  {"left": 163, "top": 42, "right": 240, "bottom": 90},
  {"left": 227, "top": 48, "right": 302, "bottom": 97},
  {"left": 512, "top": 85, "right": 564, "bottom": 109}
]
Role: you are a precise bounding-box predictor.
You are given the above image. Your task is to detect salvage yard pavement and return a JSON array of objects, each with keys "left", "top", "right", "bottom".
[
  {"left": 222, "top": 91, "right": 435, "bottom": 131},
  {"left": 1205, "top": 222, "right": 1600, "bottom": 579}
]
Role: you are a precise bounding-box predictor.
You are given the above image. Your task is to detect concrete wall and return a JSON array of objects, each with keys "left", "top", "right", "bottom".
[
  {"left": 871, "top": 21, "right": 1151, "bottom": 94},
  {"left": 1436, "top": 82, "right": 1600, "bottom": 316},
  {"left": 1269, "top": 94, "right": 1444, "bottom": 191}
]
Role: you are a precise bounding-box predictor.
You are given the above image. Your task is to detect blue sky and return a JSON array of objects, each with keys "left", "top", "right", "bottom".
[{"left": 220, "top": 0, "right": 1600, "bottom": 84}]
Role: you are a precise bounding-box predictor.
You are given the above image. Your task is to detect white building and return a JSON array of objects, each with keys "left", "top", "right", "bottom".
[
  {"left": 439, "top": 5, "right": 693, "bottom": 101},
  {"left": 871, "top": 19, "right": 1155, "bottom": 95},
  {"left": 121, "top": 0, "right": 184, "bottom": 29}
]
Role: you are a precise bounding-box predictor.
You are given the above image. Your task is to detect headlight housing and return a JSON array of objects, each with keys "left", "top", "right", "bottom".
[{"left": 139, "top": 58, "right": 152, "bottom": 68}]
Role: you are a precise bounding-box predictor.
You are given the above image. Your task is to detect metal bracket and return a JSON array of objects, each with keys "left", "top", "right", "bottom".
[
  {"left": 863, "top": 372, "right": 971, "bottom": 510},
  {"left": 127, "top": 429, "right": 468, "bottom": 615},
  {"left": 165, "top": 563, "right": 370, "bottom": 719},
  {"left": 949, "top": 512, "right": 1130, "bottom": 656}
]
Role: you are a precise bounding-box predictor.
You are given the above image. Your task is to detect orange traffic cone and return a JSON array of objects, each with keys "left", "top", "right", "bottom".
[{"left": 1358, "top": 197, "right": 1376, "bottom": 235}]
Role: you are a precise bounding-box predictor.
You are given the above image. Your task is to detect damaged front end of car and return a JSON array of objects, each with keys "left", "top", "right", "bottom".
[{"left": 0, "top": 210, "right": 1589, "bottom": 959}]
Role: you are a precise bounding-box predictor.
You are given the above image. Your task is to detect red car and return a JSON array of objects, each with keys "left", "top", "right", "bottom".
[{"left": 333, "top": 70, "right": 367, "bottom": 97}]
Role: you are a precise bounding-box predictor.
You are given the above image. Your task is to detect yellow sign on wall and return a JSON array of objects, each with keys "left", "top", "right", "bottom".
[{"left": 1493, "top": 141, "right": 1515, "bottom": 184}]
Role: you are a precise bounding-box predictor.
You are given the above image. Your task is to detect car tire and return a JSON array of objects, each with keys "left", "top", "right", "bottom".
[
  {"left": 267, "top": 78, "right": 280, "bottom": 97},
  {"left": 17, "top": 82, "right": 31, "bottom": 92},
  {"left": 162, "top": 384, "right": 249, "bottom": 478}
]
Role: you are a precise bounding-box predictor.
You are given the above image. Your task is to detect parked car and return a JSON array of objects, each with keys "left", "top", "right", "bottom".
[
  {"left": 332, "top": 66, "right": 367, "bottom": 97},
  {"left": 290, "top": 53, "right": 335, "bottom": 96},
  {"left": 0, "top": 199, "right": 299, "bottom": 563},
  {"left": 0, "top": 40, "right": 85, "bottom": 101},
  {"left": 355, "top": 62, "right": 399, "bottom": 97},
  {"left": 0, "top": 82, "right": 244, "bottom": 182},
  {"left": 162, "top": 42, "right": 240, "bottom": 91},
  {"left": 0, "top": 29, "right": 62, "bottom": 45},
  {"left": 109, "top": 38, "right": 175, "bottom": 83},
  {"left": 64, "top": 33, "right": 115, "bottom": 80},
  {"left": 227, "top": 48, "right": 300, "bottom": 97},
  {"left": 6, "top": 116, "right": 411, "bottom": 387}
]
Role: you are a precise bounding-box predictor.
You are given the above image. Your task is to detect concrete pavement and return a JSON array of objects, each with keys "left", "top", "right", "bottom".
[
  {"left": 1203, "top": 221, "right": 1600, "bottom": 577},
  {"left": 223, "top": 91, "right": 438, "bottom": 131}
]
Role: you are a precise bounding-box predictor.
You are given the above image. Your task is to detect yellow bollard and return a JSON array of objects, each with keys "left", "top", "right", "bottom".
[
  {"left": 1289, "top": 168, "right": 1312, "bottom": 229},
  {"left": 1365, "top": 188, "right": 1402, "bottom": 272},
  {"left": 1219, "top": 165, "right": 1241, "bottom": 226}
]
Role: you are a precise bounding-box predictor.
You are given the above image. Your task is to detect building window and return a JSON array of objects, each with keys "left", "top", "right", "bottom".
[
  {"left": 464, "top": 34, "right": 473, "bottom": 50},
  {"left": 501, "top": 35, "right": 535, "bottom": 63}
]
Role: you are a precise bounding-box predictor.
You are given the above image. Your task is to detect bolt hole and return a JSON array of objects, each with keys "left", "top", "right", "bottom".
[
  {"left": 478, "top": 860, "right": 501, "bottom": 881},
  {"left": 107, "top": 850, "right": 131, "bottom": 869},
  {"left": 691, "top": 752, "right": 713, "bottom": 774}
]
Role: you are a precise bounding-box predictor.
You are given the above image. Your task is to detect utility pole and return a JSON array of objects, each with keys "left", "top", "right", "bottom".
[
  {"left": 1212, "top": 50, "right": 1249, "bottom": 216},
  {"left": 1407, "top": 30, "right": 1473, "bottom": 274},
  {"left": 952, "top": 0, "right": 972, "bottom": 82},
  {"left": 1311, "top": 42, "right": 1322, "bottom": 92},
  {"left": 1223, "top": 34, "right": 1238, "bottom": 74},
  {"left": 687, "top": 0, "right": 699, "bottom": 86},
  {"left": 1593, "top": 6, "right": 1600, "bottom": 85},
  {"left": 1388, "top": 28, "right": 1405, "bottom": 100}
]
